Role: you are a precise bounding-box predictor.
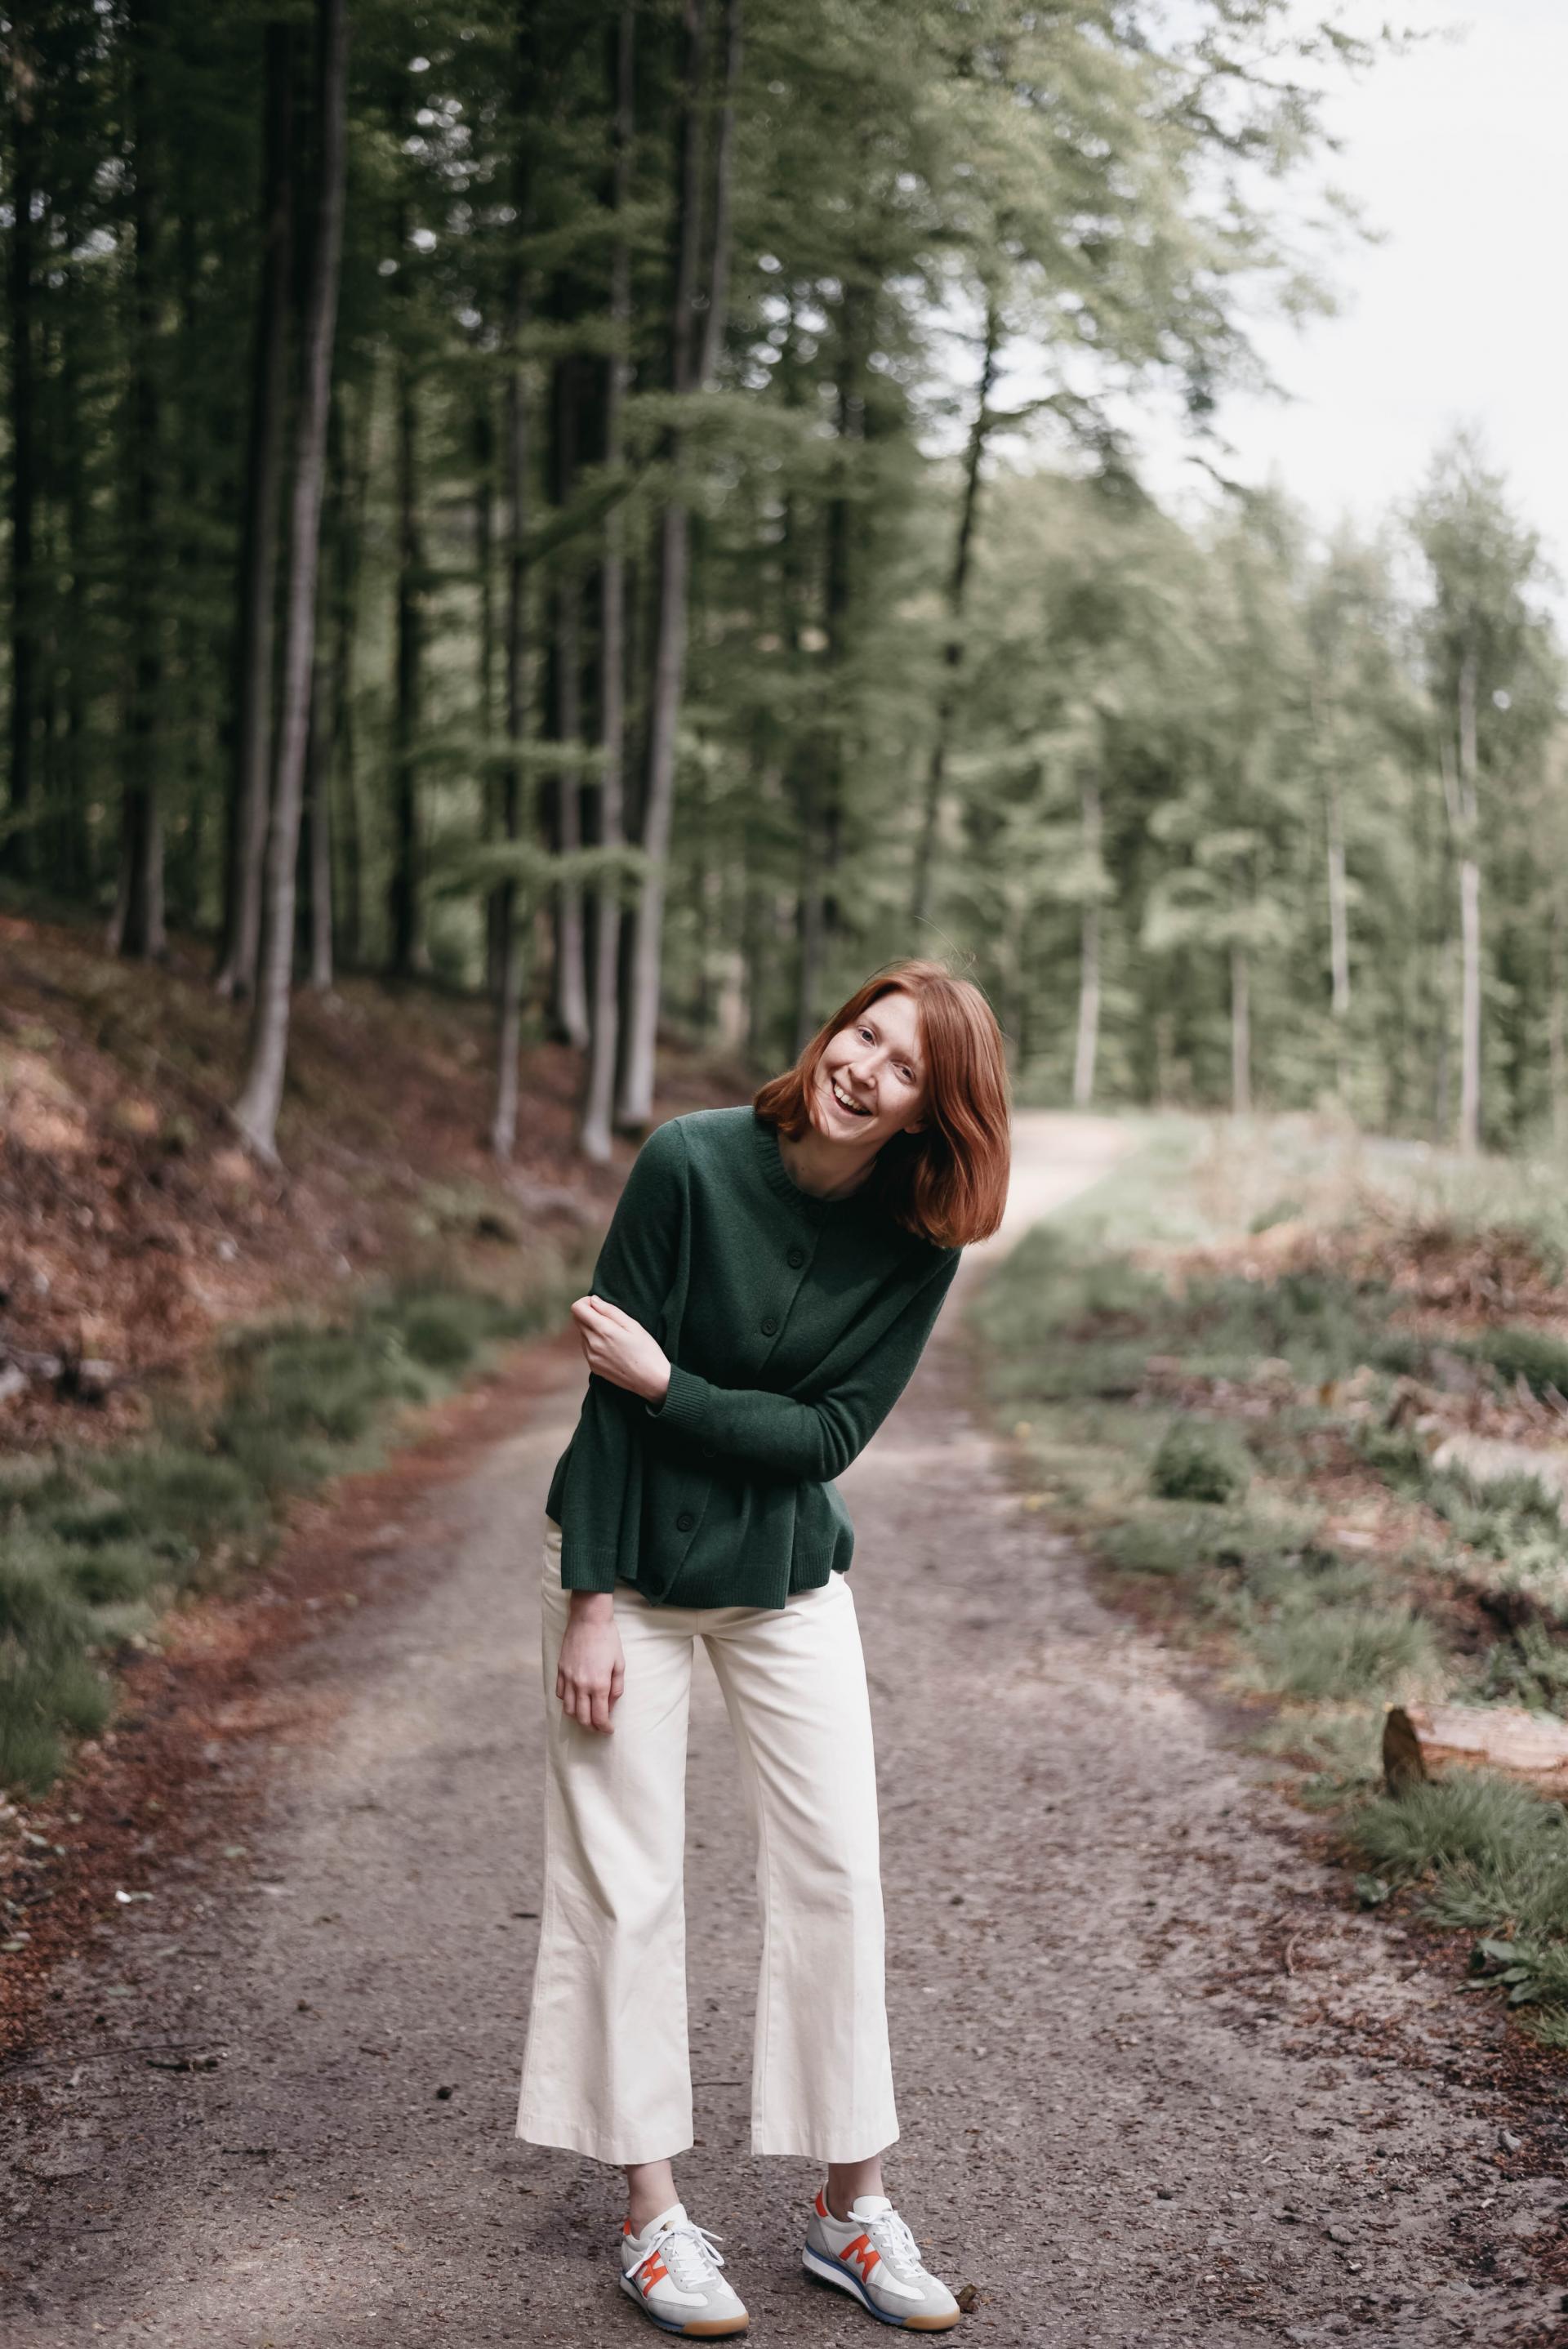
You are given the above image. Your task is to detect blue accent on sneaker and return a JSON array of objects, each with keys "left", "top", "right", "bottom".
[{"left": 802, "top": 2244, "right": 908, "bottom": 2325}]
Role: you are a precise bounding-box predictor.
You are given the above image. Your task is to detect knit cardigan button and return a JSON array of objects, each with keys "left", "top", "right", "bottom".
[
  {"left": 760, "top": 1316, "right": 778, "bottom": 1336},
  {"left": 676, "top": 1510, "right": 696, "bottom": 1532},
  {"left": 786, "top": 1246, "right": 806, "bottom": 1268}
]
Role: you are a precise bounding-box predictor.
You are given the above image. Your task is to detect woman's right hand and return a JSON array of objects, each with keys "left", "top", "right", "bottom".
[{"left": 556, "top": 1593, "right": 626, "bottom": 1732}]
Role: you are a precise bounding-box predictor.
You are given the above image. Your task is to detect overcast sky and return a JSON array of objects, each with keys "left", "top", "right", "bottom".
[{"left": 1128, "top": 0, "right": 1568, "bottom": 605}]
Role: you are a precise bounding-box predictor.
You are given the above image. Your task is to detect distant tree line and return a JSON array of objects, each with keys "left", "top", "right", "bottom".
[{"left": 2, "top": 0, "right": 1561, "bottom": 1156}]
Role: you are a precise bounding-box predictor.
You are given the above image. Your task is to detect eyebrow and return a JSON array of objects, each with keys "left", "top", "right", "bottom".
[{"left": 866, "top": 1016, "right": 923, "bottom": 1079}]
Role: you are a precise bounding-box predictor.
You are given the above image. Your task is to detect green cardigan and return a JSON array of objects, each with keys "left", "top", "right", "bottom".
[{"left": 545, "top": 1104, "right": 962, "bottom": 1609}]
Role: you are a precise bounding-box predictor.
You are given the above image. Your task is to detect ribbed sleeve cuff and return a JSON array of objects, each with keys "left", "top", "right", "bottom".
[
  {"left": 559, "top": 1546, "right": 620, "bottom": 1594},
  {"left": 644, "top": 1362, "right": 715, "bottom": 1443}
]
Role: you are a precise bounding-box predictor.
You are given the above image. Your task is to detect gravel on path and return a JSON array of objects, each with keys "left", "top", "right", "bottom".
[{"left": 2, "top": 1114, "right": 1561, "bottom": 2347}]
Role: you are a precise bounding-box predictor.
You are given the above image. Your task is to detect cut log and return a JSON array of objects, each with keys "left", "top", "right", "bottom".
[{"left": 1383, "top": 1701, "right": 1568, "bottom": 1799}]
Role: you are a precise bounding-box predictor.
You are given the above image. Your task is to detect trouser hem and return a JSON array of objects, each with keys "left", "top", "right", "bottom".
[
  {"left": 516, "top": 2112, "right": 696, "bottom": 2167},
  {"left": 750, "top": 2120, "right": 900, "bottom": 2162}
]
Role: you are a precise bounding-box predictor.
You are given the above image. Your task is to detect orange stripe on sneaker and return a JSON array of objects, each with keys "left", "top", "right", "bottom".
[{"left": 845, "top": 2232, "right": 880, "bottom": 2284}]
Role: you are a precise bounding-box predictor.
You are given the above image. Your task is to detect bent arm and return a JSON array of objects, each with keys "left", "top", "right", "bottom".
[
  {"left": 557, "top": 1119, "right": 688, "bottom": 1593},
  {"left": 644, "top": 1250, "right": 960, "bottom": 1481}
]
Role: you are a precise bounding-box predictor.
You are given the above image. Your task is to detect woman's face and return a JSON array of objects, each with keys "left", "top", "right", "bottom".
[{"left": 810, "top": 987, "right": 929, "bottom": 1152}]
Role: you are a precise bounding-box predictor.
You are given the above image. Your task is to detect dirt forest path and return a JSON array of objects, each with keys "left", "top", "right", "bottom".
[{"left": 4, "top": 1113, "right": 1562, "bottom": 2347}]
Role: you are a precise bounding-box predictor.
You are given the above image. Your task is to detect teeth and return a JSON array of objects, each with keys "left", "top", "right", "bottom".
[{"left": 831, "top": 1077, "right": 870, "bottom": 1117}]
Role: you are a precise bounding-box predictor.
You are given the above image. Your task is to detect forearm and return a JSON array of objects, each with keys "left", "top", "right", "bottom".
[{"left": 648, "top": 1364, "right": 857, "bottom": 1480}]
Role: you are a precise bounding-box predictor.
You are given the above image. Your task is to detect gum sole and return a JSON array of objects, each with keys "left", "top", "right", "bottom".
[{"left": 618, "top": 2276, "right": 749, "bottom": 2336}]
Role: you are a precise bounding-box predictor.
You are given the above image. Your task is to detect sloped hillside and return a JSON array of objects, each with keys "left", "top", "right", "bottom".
[{"left": 0, "top": 911, "right": 742, "bottom": 1447}]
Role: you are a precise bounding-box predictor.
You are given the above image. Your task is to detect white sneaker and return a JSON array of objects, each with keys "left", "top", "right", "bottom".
[
  {"left": 803, "top": 2185, "right": 961, "bottom": 2329},
  {"left": 619, "top": 2199, "right": 750, "bottom": 2337}
]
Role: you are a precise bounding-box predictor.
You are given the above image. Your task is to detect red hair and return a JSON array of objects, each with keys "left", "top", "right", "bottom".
[{"left": 752, "top": 959, "right": 1011, "bottom": 1247}]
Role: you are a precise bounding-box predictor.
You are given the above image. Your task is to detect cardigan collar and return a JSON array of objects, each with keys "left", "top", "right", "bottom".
[{"left": 751, "top": 1109, "right": 882, "bottom": 1219}]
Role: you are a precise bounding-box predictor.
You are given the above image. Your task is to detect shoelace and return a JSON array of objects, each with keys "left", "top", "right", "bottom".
[
  {"left": 635, "top": 2217, "right": 728, "bottom": 2293},
  {"left": 858, "top": 2205, "right": 924, "bottom": 2278}
]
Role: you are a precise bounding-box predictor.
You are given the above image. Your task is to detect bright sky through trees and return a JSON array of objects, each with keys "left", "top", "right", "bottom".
[{"left": 1134, "top": 0, "right": 1568, "bottom": 608}]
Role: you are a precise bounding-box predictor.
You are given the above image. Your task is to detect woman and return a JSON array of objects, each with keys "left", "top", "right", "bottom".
[{"left": 516, "top": 957, "right": 1010, "bottom": 2336}]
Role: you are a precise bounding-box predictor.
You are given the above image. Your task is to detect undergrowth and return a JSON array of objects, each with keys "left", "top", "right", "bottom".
[
  {"left": 0, "top": 1266, "right": 586, "bottom": 1794},
  {"left": 974, "top": 1119, "right": 1568, "bottom": 2048}
]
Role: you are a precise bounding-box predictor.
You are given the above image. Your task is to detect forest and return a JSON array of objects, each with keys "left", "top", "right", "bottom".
[{"left": 4, "top": 0, "right": 1565, "bottom": 1161}]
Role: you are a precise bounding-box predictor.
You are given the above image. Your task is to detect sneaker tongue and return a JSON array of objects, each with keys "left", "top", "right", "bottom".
[
  {"left": 851, "top": 2194, "right": 893, "bottom": 2218},
  {"left": 638, "top": 2200, "right": 687, "bottom": 2241}
]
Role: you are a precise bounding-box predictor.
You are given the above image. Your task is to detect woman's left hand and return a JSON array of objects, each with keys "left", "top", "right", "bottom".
[{"left": 570, "top": 1295, "right": 671, "bottom": 1405}]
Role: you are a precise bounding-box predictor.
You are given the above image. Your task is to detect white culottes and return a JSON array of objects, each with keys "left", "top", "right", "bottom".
[{"left": 515, "top": 1515, "right": 899, "bottom": 2166}]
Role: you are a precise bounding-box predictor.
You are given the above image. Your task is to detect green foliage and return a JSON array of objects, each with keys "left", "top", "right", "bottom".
[
  {"left": 1149, "top": 1417, "right": 1251, "bottom": 1504},
  {"left": 1348, "top": 1771, "right": 1568, "bottom": 2030},
  {"left": 0, "top": 1277, "right": 558, "bottom": 1798},
  {"left": 1476, "top": 1621, "right": 1568, "bottom": 1715},
  {"left": 1466, "top": 1326, "right": 1568, "bottom": 1402},
  {"left": 1238, "top": 1598, "right": 1438, "bottom": 1702}
]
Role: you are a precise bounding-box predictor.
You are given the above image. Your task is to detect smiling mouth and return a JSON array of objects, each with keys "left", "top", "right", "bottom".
[{"left": 828, "top": 1074, "right": 873, "bottom": 1118}]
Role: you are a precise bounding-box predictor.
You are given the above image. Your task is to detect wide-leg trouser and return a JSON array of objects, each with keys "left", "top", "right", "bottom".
[{"left": 515, "top": 1516, "right": 899, "bottom": 2167}]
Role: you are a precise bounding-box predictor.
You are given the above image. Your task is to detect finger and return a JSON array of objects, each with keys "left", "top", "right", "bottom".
[{"left": 590, "top": 1682, "right": 613, "bottom": 1732}]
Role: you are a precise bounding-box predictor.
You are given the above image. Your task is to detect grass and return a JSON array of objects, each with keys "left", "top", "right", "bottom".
[
  {"left": 0, "top": 1263, "right": 587, "bottom": 1794},
  {"left": 973, "top": 1111, "right": 1568, "bottom": 2046},
  {"left": 1349, "top": 1772, "right": 1568, "bottom": 2038}
]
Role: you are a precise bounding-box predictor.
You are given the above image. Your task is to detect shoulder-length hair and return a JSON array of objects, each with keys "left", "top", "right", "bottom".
[{"left": 753, "top": 958, "right": 1011, "bottom": 1248}]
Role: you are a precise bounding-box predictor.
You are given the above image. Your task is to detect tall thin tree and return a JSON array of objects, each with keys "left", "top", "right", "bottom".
[
  {"left": 581, "top": 5, "right": 634, "bottom": 1163},
  {"left": 110, "top": 0, "right": 167, "bottom": 959},
  {"left": 232, "top": 0, "right": 349, "bottom": 1160},
  {"left": 5, "top": 29, "right": 39, "bottom": 881},
  {"left": 216, "top": 20, "right": 295, "bottom": 996},
  {"left": 615, "top": 0, "right": 741, "bottom": 1131}
]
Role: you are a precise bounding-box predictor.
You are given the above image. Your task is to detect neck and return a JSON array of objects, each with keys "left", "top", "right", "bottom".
[{"left": 777, "top": 1120, "right": 880, "bottom": 1200}]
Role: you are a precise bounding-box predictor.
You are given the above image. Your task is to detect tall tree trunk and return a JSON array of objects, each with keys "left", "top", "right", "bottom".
[
  {"left": 616, "top": 0, "right": 741, "bottom": 1132},
  {"left": 547, "top": 356, "right": 590, "bottom": 1049},
  {"left": 328, "top": 377, "right": 368, "bottom": 968},
  {"left": 387, "top": 328, "right": 423, "bottom": 976},
  {"left": 1325, "top": 759, "right": 1350, "bottom": 1094},
  {"left": 305, "top": 649, "right": 333, "bottom": 987},
  {"left": 61, "top": 355, "right": 91, "bottom": 897},
  {"left": 5, "top": 38, "right": 38, "bottom": 880},
  {"left": 794, "top": 305, "right": 858, "bottom": 1054},
  {"left": 1458, "top": 849, "right": 1481, "bottom": 1152},
  {"left": 580, "top": 6, "right": 635, "bottom": 1164},
  {"left": 1231, "top": 938, "right": 1251, "bottom": 1117},
  {"left": 1454, "top": 645, "right": 1481, "bottom": 1154},
  {"left": 1550, "top": 886, "right": 1566, "bottom": 1151},
  {"left": 165, "top": 201, "right": 208, "bottom": 932},
  {"left": 911, "top": 295, "right": 1000, "bottom": 928},
  {"left": 232, "top": 0, "right": 348, "bottom": 1161},
  {"left": 216, "top": 20, "right": 294, "bottom": 995},
  {"left": 473, "top": 390, "right": 503, "bottom": 996},
  {"left": 492, "top": 20, "right": 535, "bottom": 1161},
  {"left": 1072, "top": 769, "right": 1102, "bottom": 1109},
  {"left": 111, "top": 0, "right": 167, "bottom": 960}
]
